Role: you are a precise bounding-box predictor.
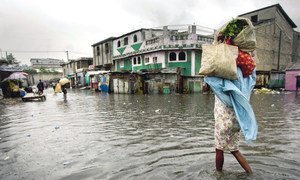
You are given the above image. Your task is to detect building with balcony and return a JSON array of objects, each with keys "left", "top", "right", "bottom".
[{"left": 110, "top": 25, "right": 214, "bottom": 94}]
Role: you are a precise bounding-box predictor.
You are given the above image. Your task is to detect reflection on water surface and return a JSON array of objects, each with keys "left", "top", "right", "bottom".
[{"left": 0, "top": 89, "right": 299, "bottom": 179}]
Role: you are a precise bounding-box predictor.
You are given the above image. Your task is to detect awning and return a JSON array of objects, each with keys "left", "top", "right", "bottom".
[
  {"left": 86, "top": 70, "right": 110, "bottom": 76},
  {"left": 67, "top": 73, "right": 75, "bottom": 78}
]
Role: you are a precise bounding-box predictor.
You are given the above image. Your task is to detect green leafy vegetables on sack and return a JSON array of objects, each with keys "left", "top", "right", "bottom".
[{"left": 218, "top": 19, "right": 248, "bottom": 43}]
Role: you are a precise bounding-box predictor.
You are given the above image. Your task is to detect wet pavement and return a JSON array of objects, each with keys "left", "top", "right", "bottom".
[{"left": 0, "top": 89, "right": 299, "bottom": 179}]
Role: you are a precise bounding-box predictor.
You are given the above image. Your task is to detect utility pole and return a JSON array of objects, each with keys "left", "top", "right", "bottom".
[{"left": 66, "top": 51, "right": 69, "bottom": 61}]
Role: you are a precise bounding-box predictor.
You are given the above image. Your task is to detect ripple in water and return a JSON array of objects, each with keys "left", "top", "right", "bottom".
[{"left": 0, "top": 89, "right": 299, "bottom": 179}]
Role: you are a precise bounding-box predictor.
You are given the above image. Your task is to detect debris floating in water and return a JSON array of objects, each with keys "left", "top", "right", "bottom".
[
  {"left": 63, "top": 161, "right": 71, "bottom": 165},
  {"left": 253, "top": 88, "right": 281, "bottom": 94},
  {"left": 155, "top": 109, "right": 161, "bottom": 113}
]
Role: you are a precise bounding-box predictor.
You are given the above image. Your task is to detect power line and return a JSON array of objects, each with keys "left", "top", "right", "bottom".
[
  {"left": 3, "top": 50, "right": 91, "bottom": 55},
  {"left": 3, "top": 50, "right": 66, "bottom": 53}
]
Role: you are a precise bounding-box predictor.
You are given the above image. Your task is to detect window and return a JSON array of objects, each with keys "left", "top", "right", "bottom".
[
  {"left": 145, "top": 57, "right": 150, "bottom": 64},
  {"left": 179, "top": 51, "right": 186, "bottom": 61},
  {"left": 120, "top": 60, "right": 124, "bottom": 67},
  {"left": 132, "top": 56, "right": 141, "bottom": 66},
  {"left": 133, "top": 34, "right": 138, "bottom": 42},
  {"left": 251, "top": 15, "right": 258, "bottom": 23},
  {"left": 105, "top": 43, "right": 109, "bottom": 54},
  {"left": 153, "top": 57, "right": 158, "bottom": 63},
  {"left": 117, "top": 41, "right": 121, "bottom": 47},
  {"left": 169, "top": 52, "right": 176, "bottom": 61},
  {"left": 96, "top": 46, "right": 100, "bottom": 56},
  {"left": 124, "top": 37, "right": 128, "bottom": 45}
]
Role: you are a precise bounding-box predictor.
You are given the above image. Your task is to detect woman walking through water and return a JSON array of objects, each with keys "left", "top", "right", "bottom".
[{"left": 204, "top": 18, "right": 258, "bottom": 174}]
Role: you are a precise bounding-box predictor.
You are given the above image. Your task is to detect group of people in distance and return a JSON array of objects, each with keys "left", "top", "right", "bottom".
[{"left": 37, "top": 79, "right": 67, "bottom": 100}]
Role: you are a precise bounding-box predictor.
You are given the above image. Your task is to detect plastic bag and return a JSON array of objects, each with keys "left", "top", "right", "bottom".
[{"left": 199, "top": 43, "right": 238, "bottom": 80}]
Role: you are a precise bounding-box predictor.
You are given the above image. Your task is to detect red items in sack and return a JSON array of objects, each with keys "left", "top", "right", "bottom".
[{"left": 237, "top": 49, "right": 256, "bottom": 77}]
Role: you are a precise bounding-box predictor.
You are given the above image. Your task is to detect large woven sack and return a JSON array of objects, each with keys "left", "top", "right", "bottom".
[
  {"left": 199, "top": 43, "right": 238, "bottom": 80},
  {"left": 216, "top": 17, "right": 256, "bottom": 52},
  {"left": 233, "top": 18, "right": 256, "bottom": 52}
]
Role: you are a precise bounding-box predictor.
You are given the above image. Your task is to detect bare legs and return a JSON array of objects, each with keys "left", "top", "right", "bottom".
[
  {"left": 216, "top": 149, "right": 224, "bottom": 171},
  {"left": 231, "top": 150, "right": 253, "bottom": 174},
  {"left": 215, "top": 148, "right": 253, "bottom": 174}
]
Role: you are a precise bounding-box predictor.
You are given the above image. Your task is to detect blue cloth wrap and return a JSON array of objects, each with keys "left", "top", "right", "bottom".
[{"left": 204, "top": 68, "right": 258, "bottom": 144}]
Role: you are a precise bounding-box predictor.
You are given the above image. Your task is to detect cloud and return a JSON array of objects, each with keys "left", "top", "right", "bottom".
[
  {"left": 0, "top": 0, "right": 299, "bottom": 65},
  {"left": 119, "top": 0, "right": 198, "bottom": 26}
]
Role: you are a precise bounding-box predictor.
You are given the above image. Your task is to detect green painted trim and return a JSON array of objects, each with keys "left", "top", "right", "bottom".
[
  {"left": 187, "top": 51, "right": 191, "bottom": 62},
  {"left": 195, "top": 51, "right": 201, "bottom": 75},
  {"left": 116, "top": 61, "right": 120, "bottom": 71},
  {"left": 133, "top": 63, "right": 163, "bottom": 72},
  {"left": 117, "top": 47, "right": 126, "bottom": 55},
  {"left": 131, "top": 43, "right": 142, "bottom": 51},
  {"left": 165, "top": 51, "right": 169, "bottom": 67}
]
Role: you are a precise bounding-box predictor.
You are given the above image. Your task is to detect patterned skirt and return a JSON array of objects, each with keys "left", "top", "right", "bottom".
[{"left": 214, "top": 96, "right": 241, "bottom": 152}]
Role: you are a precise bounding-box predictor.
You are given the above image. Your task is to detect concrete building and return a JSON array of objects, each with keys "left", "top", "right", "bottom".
[
  {"left": 30, "top": 58, "right": 64, "bottom": 73},
  {"left": 239, "top": 4, "right": 298, "bottom": 88},
  {"left": 92, "top": 37, "right": 115, "bottom": 71},
  {"left": 61, "top": 57, "right": 93, "bottom": 87},
  {"left": 292, "top": 31, "right": 300, "bottom": 62},
  {"left": 110, "top": 25, "right": 214, "bottom": 94}
]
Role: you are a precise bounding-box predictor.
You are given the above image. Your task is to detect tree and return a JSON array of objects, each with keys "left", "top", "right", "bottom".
[{"left": 6, "top": 53, "right": 19, "bottom": 65}]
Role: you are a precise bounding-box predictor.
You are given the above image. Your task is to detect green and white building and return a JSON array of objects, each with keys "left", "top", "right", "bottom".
[{"left": 111, "top": 25, "right": 214, "bottom": 94}]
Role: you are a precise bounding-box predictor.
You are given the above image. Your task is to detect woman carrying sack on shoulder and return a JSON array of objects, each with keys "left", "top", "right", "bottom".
[{"left": 203, "top": 18, "right": 258, "bottom": 174}]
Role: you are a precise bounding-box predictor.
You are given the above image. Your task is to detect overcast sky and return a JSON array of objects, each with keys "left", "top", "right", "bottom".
[{"left": 0, "top": 0, "right": 299, "bottom": 65}]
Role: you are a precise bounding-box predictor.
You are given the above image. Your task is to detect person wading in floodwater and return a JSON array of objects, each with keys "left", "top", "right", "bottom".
[
  {"left": 37, "top": 79, "right": 44, "bottom": 95},
  {"left": 61, "top": 85, "right": 67, "bottom": 101},
  {"left": 203, "top": 18, "right": 258, "bottom": 174}
]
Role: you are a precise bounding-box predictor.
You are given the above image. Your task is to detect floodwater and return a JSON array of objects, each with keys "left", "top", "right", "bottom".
[{"left": 0, "top": 89, "right": 299, "bottom": 180}]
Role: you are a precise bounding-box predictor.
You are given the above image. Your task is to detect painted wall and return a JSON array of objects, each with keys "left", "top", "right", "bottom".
[
  {"left": 132, "top": 51, "right": 165, "bottom": 72},
  {"left": 113, "top": 31, "right": 144, "bottom": 56},
  {"left": 285, "top": 70, "right": 300, "bottom": 90},
  {"left": 165, "top": 50, "right": 192, "bottom": 76},
  {"left": 93, "top": 40, "right": 114, "bottom": 67},
  {"left": 116, "top": 57, "right": 132, "bottom": 71}
]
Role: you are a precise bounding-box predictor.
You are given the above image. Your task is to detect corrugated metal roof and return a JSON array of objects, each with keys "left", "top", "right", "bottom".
[{"left": 0, "top": 66, "right": 22, "bottom": 72}]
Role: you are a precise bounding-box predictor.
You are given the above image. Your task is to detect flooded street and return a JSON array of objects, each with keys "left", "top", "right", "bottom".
[{"left": 0, "top": 89, "right": 299, "bottom": 180}]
